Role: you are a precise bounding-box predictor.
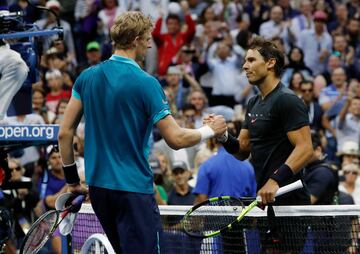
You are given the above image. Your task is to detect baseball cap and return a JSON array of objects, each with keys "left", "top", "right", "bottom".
[
  {"left": 149, "top": 157, "right": 162, "bottom": 174},
  {"left": 171, "top": 161, "right": 188, "bottom": 171},
  {"left": 45, "top": 69, "right": 62, "bottom": 80},
  {"left": 337, "top": 141, "right": 360, "bottom": 157},
  {"left": 86, "top": 41, "right": 100, "bottom": 52},
  {"left": 45, "top": 0, "right": 61, "bottom": 10},
  {"left": 313, "top": 10, "right": 327, "bottom": 21}
]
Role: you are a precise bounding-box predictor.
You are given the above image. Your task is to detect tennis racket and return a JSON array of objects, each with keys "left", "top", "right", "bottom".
[
  {"left": 182, "top": 180, "right": 303, "bottom": 238},
  {"left": 19, "top": 194, "right": 85, "bottom": 254}
]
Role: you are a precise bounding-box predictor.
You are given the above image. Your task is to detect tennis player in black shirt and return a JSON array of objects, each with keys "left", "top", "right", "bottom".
[{"left": 207, "top": 37, "right": 314, "bottom": 253}]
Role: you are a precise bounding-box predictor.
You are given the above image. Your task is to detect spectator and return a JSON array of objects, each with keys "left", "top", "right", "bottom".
[
  {"left": 288, "top": 70, "right": 305, "bottom": 97},
  {"left": 332, "top": 33, "right": 355, "bottom": 68},
  {"left": 150, "top": 156, "right": 168, "bottom": 205},
  {"left": 74, "top": 0, "right": 101, "bottom": 64},
  {"left": 77, "top": 41, "right": 102, "bottom": 75},
  {"left": 320, "top": 53, "right": 343, "bottom": 85},
  {"left": 297, "top": 10, "right": 332, "bottom": 76},
  {"left": 193, "top": 138, "right": 256, "bottom": 203},
  {"left": 281, "top": 46, "right": 313, "bottom": 87},
  {"left": 304, "top": 133, "right": 338, "bottom": 205},
  {"left": 162, "top": 65, "right": 202, "bottom": 111},
  {"left": 206, "top": 41, "right": 242, "bottom": 107},
  {"left": 97, "top": 0, "right": 126, "bottom": 42},
  {"left": 244, "top": 0, "right": 269, "bottom": 35},
  {"left": 259, "top": 5, "right": 293, "bottom": 52},
  {"left": 32, "top": 87, "right": 55, "bottom": 124},
  {"left": 328, "top": 3, "right": 348, "bottom": 35},
  {"left": 154, "top": 152, "right": 174, "bottom": 193},
  {"left": 52, "top": 98, "right": 69, "bottom": 124},
  {"left": 168, "top": 161, "right": 195, "bottom": 205},
  {"left": 45, "top": 69, "right": 71, "bottom": 114},
  {"left": 336, "top": 141, "right": 360, "bottom": 167},
  {"left": 35, "top": 0, "right": 76, "bottom": 60},
  {"left": 290, "top": 0, "right": 314, "bottom": 43},
  {"left": 300, "top": 80, "right": 324, "bottom": 132},
  {"left": 335, "top": 95, "right": 360, "bottom": 152},
  {"left": 339, "top": 163, "right": 360, "bottom": 204},
  {"left": 3, "top": 158, "right": 38, "bottom": 249},
  {"left": 152, "top": 2, "right": 196, "bottom": 76}
]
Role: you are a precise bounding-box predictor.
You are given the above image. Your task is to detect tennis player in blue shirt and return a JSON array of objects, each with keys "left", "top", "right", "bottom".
[{"left": 58, "top": 11, "right": 227, "bottom": 253}]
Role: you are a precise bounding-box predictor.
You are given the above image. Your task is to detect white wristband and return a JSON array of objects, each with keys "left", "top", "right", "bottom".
[
  {"left": 198, "top": 125, "right": 215, "bottom": 142},
  {"left": 216, "top": 130, "right": 228, "bottom": 143}
]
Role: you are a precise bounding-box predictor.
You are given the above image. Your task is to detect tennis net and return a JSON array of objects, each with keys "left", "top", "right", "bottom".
[{"left": 69, "top": 204, "right": 360, "bottom": 253}]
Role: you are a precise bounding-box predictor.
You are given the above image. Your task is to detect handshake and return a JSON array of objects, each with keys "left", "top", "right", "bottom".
[{"left": 202, "top": 114, "right": 228, "bottom": 143}]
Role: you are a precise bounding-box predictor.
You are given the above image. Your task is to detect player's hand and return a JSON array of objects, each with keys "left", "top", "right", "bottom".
[
  {"left": 68, "top": 183, "right": 88, "bottom": 196},
  {"left": 257, "top": 179, "right": 279, "bottom": 205},
  {"left": 203, "top": 114, "right": 215, "bottom": 125},
  {"left": 206, "top": 115, "right": 227, "bottom": 138}
]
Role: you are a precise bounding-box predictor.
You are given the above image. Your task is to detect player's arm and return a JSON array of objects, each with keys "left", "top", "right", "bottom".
[
  {"left": 259, "top": 126, "right": 313, "bottom": 205},
  {"left": 58, "top": 97, "right": 86, "bottom": 193},
  {"left": 218, "top": 129, "right": 251, "bottom": 160},
  {"left": 284, "top": 125, "right": 314, "bottom": 174},
  {"left": 156, "top": 114, "right": 226, "bottom": 150},
  {"left": 58, "top": 97, "right": 83, "bottom": 165}
]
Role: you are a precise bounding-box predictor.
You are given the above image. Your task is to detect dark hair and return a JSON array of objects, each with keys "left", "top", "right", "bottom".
[
  {"left": 248, "top": 37, "right": 285, "bottom": 77},
  {"left": 182, "top": 103, "right": 196, "bottom": 112},
  {"left": 236, "top": 30, "right": 251, "bottom": 49},
  {"left": 166, "top": 14, "right": 181, "bottom": 23},
  {"left": 311, "top": 132, "right": 322, "bottom": 150},
  {"left": 300, "top": 80, "right": 314, "bottom": 87},
  {"left": 289, "top": 70, "right": 304, "bottom": 90}
]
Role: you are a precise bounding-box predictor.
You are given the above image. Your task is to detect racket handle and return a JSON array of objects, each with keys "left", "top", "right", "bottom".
[
  {"left": 275, "top": 180, "right": 303, "bottom": 197},
  {"left": 255, "top": 180, "right": 304, "bottom": 203},
  {"left": 71, "top": 195, "right": 86, "bottom": 206}
]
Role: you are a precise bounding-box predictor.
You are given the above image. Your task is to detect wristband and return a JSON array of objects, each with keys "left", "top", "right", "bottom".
[
  {"left": 62, "top": 162, "right": 80, "bottom": 185},
  {"left": 269, "top": 164, "right": 294, "bottom": 186},
  {"left": 198, "top": 125, "right": 215, "bottom": 142},
  {"left": 222, "top": 133, "right": 240, "bottom": 154}
]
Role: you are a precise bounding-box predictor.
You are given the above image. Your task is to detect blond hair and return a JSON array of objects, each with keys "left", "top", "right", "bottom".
[{"left": 110, "top": 11, "right": 153, "bottom": 50}]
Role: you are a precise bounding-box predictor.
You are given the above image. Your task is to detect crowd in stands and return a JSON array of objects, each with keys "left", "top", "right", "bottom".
[{"left": 1, "top": 0, "right": 360, "bottom": 253}]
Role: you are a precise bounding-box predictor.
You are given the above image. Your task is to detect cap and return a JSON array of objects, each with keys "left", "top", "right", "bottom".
[
  {"left": 45, "top": 0, "right": 61, "bottom": 10},
  {"left": 46, "top": 144, "right": 59, "bottom": 156},
  {"left": 167, "top": 65, "right": 181, "bottom": 75},
  {"left": 313, "top": 10, "right": 327, "bottom": 21},
  {"left": 171, "top": 161, "right": 188, "bottom": 171},
  {"left": 45, "top": 69, "right": 62, "bottom": 80},
  {"left": 337, "top": 141, "right": 360, "bottom": 157},
  {"left": 86, "top": 41, "right": 100, "bottom": 52},
  {"left": 149, "top": 157, "right": 162, "bottom": 174}
]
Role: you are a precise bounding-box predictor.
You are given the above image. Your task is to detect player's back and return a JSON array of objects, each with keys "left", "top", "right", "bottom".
[{"left": 72, "top": 55, "right": 170, "bottom": 194}]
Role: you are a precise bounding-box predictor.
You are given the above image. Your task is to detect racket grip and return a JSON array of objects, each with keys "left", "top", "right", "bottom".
[
  {"left": 71, "top": 195, "right": 86, "bottom": 206},
  {"left": 275, "top": 180, "right": 303, "bottom": 197}
]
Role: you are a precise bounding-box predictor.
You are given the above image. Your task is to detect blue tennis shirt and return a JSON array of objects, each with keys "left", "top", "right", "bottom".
[{"left": 72, "top": 55, "right": 171, "bottom": 194}]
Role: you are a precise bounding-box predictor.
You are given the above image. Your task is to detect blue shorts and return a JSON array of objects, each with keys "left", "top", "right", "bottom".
[{"left": 89, "top": 186, "right": 162, "bottom": 253}]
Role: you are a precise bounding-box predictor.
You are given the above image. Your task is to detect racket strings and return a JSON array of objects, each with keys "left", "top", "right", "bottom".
[
  {"left": 22, "top": 212, "right": 57, "bottom": 253},
  {"left": 183, "top": 199, "right": 244, "bottom": 236}
]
